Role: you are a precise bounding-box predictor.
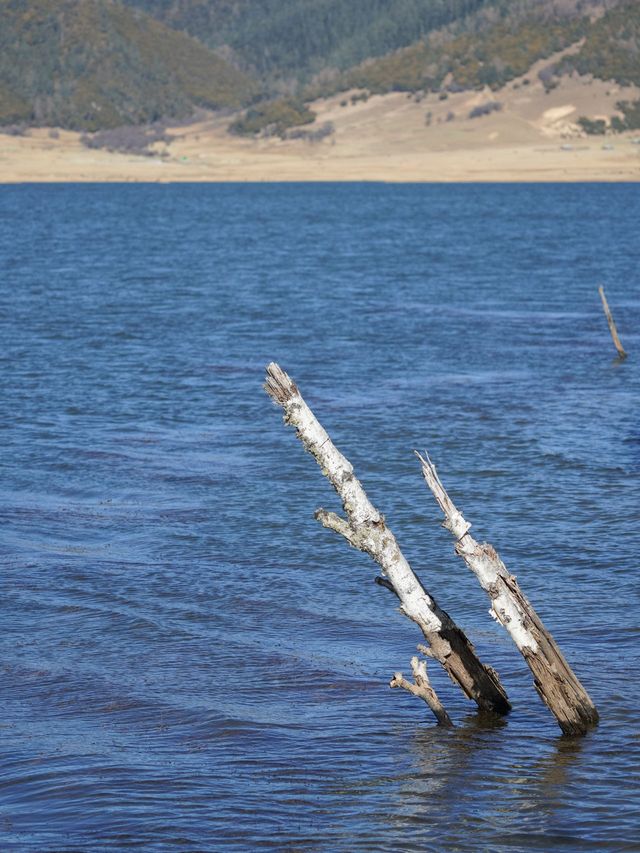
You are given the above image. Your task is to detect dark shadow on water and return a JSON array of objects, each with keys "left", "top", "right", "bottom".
[{"left": 460, "top": 709, "right": 512, "bottom": 731}]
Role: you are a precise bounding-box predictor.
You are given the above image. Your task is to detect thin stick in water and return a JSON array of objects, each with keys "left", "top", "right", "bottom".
[{"left": 599, "top": 285, "right": 627, "bottom": 359}]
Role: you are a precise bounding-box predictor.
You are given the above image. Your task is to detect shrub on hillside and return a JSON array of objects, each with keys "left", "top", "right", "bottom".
[
  {"left": 285, "top": 121, "right": 334, "bottom": 142},
  {"left": 468, "top": 101, "right": 502, "bottom": 119},
  {"left": 80, "top": 123, "right": 172, "bottom": 155},
  {"left": 0, "top": 123, "right": 29, "bottom": 136},
  {"left": 614, "top": 99, "right": 640, "bottom": 130},
  {"left": 577, "top": 116, "right": 607, "bottom": 135},
  {"left": 538, "top": 64, "right": 560, "bottom": 92},
  {"left": 228, "top": 99, "right": 316, "bottom": 138}
]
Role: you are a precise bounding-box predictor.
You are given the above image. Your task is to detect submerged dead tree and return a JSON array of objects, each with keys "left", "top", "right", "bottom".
[
  {"left": 265, "top": 363, "right": 511, "bottom": 723},
  {"left": 416, "top": 452, "right": 599, "bottom": 736},
  {"left": 599, "top": 285, "right": 627, "bottom": 360}
]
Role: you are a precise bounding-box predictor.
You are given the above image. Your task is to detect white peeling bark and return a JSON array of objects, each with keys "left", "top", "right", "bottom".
[
  {"left": 416, "top": 451, "right": 599, "bottom": 736},
  {"left": 390, "top": 656, "right": 454, "bottom": 727},
  {"left": 265, "top": 362, "right": 511, "bottom": 719},
  {"left": 599, "top": 285, "right": 627, "bottom": 359}
]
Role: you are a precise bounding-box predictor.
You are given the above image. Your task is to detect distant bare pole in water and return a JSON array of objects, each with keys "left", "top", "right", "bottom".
[
  {"left": 416, "top": 451, "right": 599, "bottom": 737},
  {"left": 265, "top": 362, "right": 511, "bottom": 724},
  {"left": 599, "top": 285, "right": 627, "bottom": 359}
]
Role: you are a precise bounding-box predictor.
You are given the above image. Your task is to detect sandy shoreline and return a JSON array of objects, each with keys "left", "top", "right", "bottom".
[
  {"left": 3, "top": 133, "right": 637, "bottom": 184},
  {"left": 2, "top": 69, "right": 639, "bottom": 183}
]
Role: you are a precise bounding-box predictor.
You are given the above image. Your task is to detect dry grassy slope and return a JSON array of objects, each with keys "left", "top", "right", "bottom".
[
  {"left": 1, "top": 53, "right": 639, "bottom": 182},
  {"left": 144, "top": 57, "right": 640, "bottom": 181},
  {"left": 306, "top": 49, "right": 640, "bottom": 155}
]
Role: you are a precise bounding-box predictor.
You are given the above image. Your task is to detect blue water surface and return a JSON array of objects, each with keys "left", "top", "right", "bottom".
[{"left": 1, "top": 183, "right": 639, "bottom": 851}]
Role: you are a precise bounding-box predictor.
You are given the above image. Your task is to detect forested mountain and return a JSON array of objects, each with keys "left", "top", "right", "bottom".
[
  {"left": 0, "top": 0, "right": 257, "bottom": 129},
  {"left": 122, "top": 0, "right": 490, "bottom": 80},
  {"left": 0, "top": 0, "right": 636, "bottom": 131}
]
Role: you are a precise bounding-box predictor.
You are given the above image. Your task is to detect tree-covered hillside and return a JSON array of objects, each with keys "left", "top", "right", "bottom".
[
  {"left": 329, "top": 16, "right": 588, "bottom": 98},
  {"left": 123, "top": 0, "right": 492, "bottom": 79},
  {"left": 303, "top": 0, "right": 634, "bottom": 99},
  {"left": 0, "top": 0, "right": 636, "bottom": 132},
  {"left": 566, "top": 0, "right": 640, "bottom": 86},
  {"left": 0, "top": 0, "right": 258, "bottom": 129}
]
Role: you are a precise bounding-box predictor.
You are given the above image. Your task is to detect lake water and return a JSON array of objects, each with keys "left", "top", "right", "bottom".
[{"left": 1, "top": 183, "right": 639, "bottom": 851}]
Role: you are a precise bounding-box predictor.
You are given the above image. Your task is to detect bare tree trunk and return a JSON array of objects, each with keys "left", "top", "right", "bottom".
[
  {"left": 417, "top": 452, "right": 599, "bottom": 736},
  {"left": 599, "top": 285, "right": 627, "bottom": 359},
  {"left": 265, "top": 363, "right": 511, "bottom": 720}
]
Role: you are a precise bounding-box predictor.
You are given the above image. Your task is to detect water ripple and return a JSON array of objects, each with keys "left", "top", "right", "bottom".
[{"left": 1, "top": 183, "right": 639, "bottom": 850}]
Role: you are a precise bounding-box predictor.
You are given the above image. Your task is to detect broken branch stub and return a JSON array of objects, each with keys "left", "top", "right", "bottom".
[
  {"left": 390, "top": 656, "right": 454, "bottom": 727},
  {"left": 265, "top": 362, "right": 511, "bottom": 720},
  {"left": 599, "top": 285, "right": 627, "bottom": 359},
  {"left": 416, "top": 451, "right": 599, "bottom": 736}
]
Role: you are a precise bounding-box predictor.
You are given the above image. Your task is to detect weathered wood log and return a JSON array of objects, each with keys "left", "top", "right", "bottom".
[
  {"left": 416, "top": 451, "right": 599, "bottom": 736},
  {"left": 599, "top": 285, "right": 627, "bottom": 359},
  {"left": 265, "top": 362, "right": 511, "bottom": 720},
  {"left": 390, "top": 656, "right": 454, "bottom": 727}
]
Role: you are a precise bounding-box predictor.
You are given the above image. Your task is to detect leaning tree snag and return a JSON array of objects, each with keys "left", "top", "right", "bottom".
[
  {"left": 599, "top": 285, "right": 627, "bottom": 359},
  {"left": 416, "top": 451, "right": 599, "bottom": 736},
  {"left": 265, "top": 362, "right": 511, "bottom": 720}
]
